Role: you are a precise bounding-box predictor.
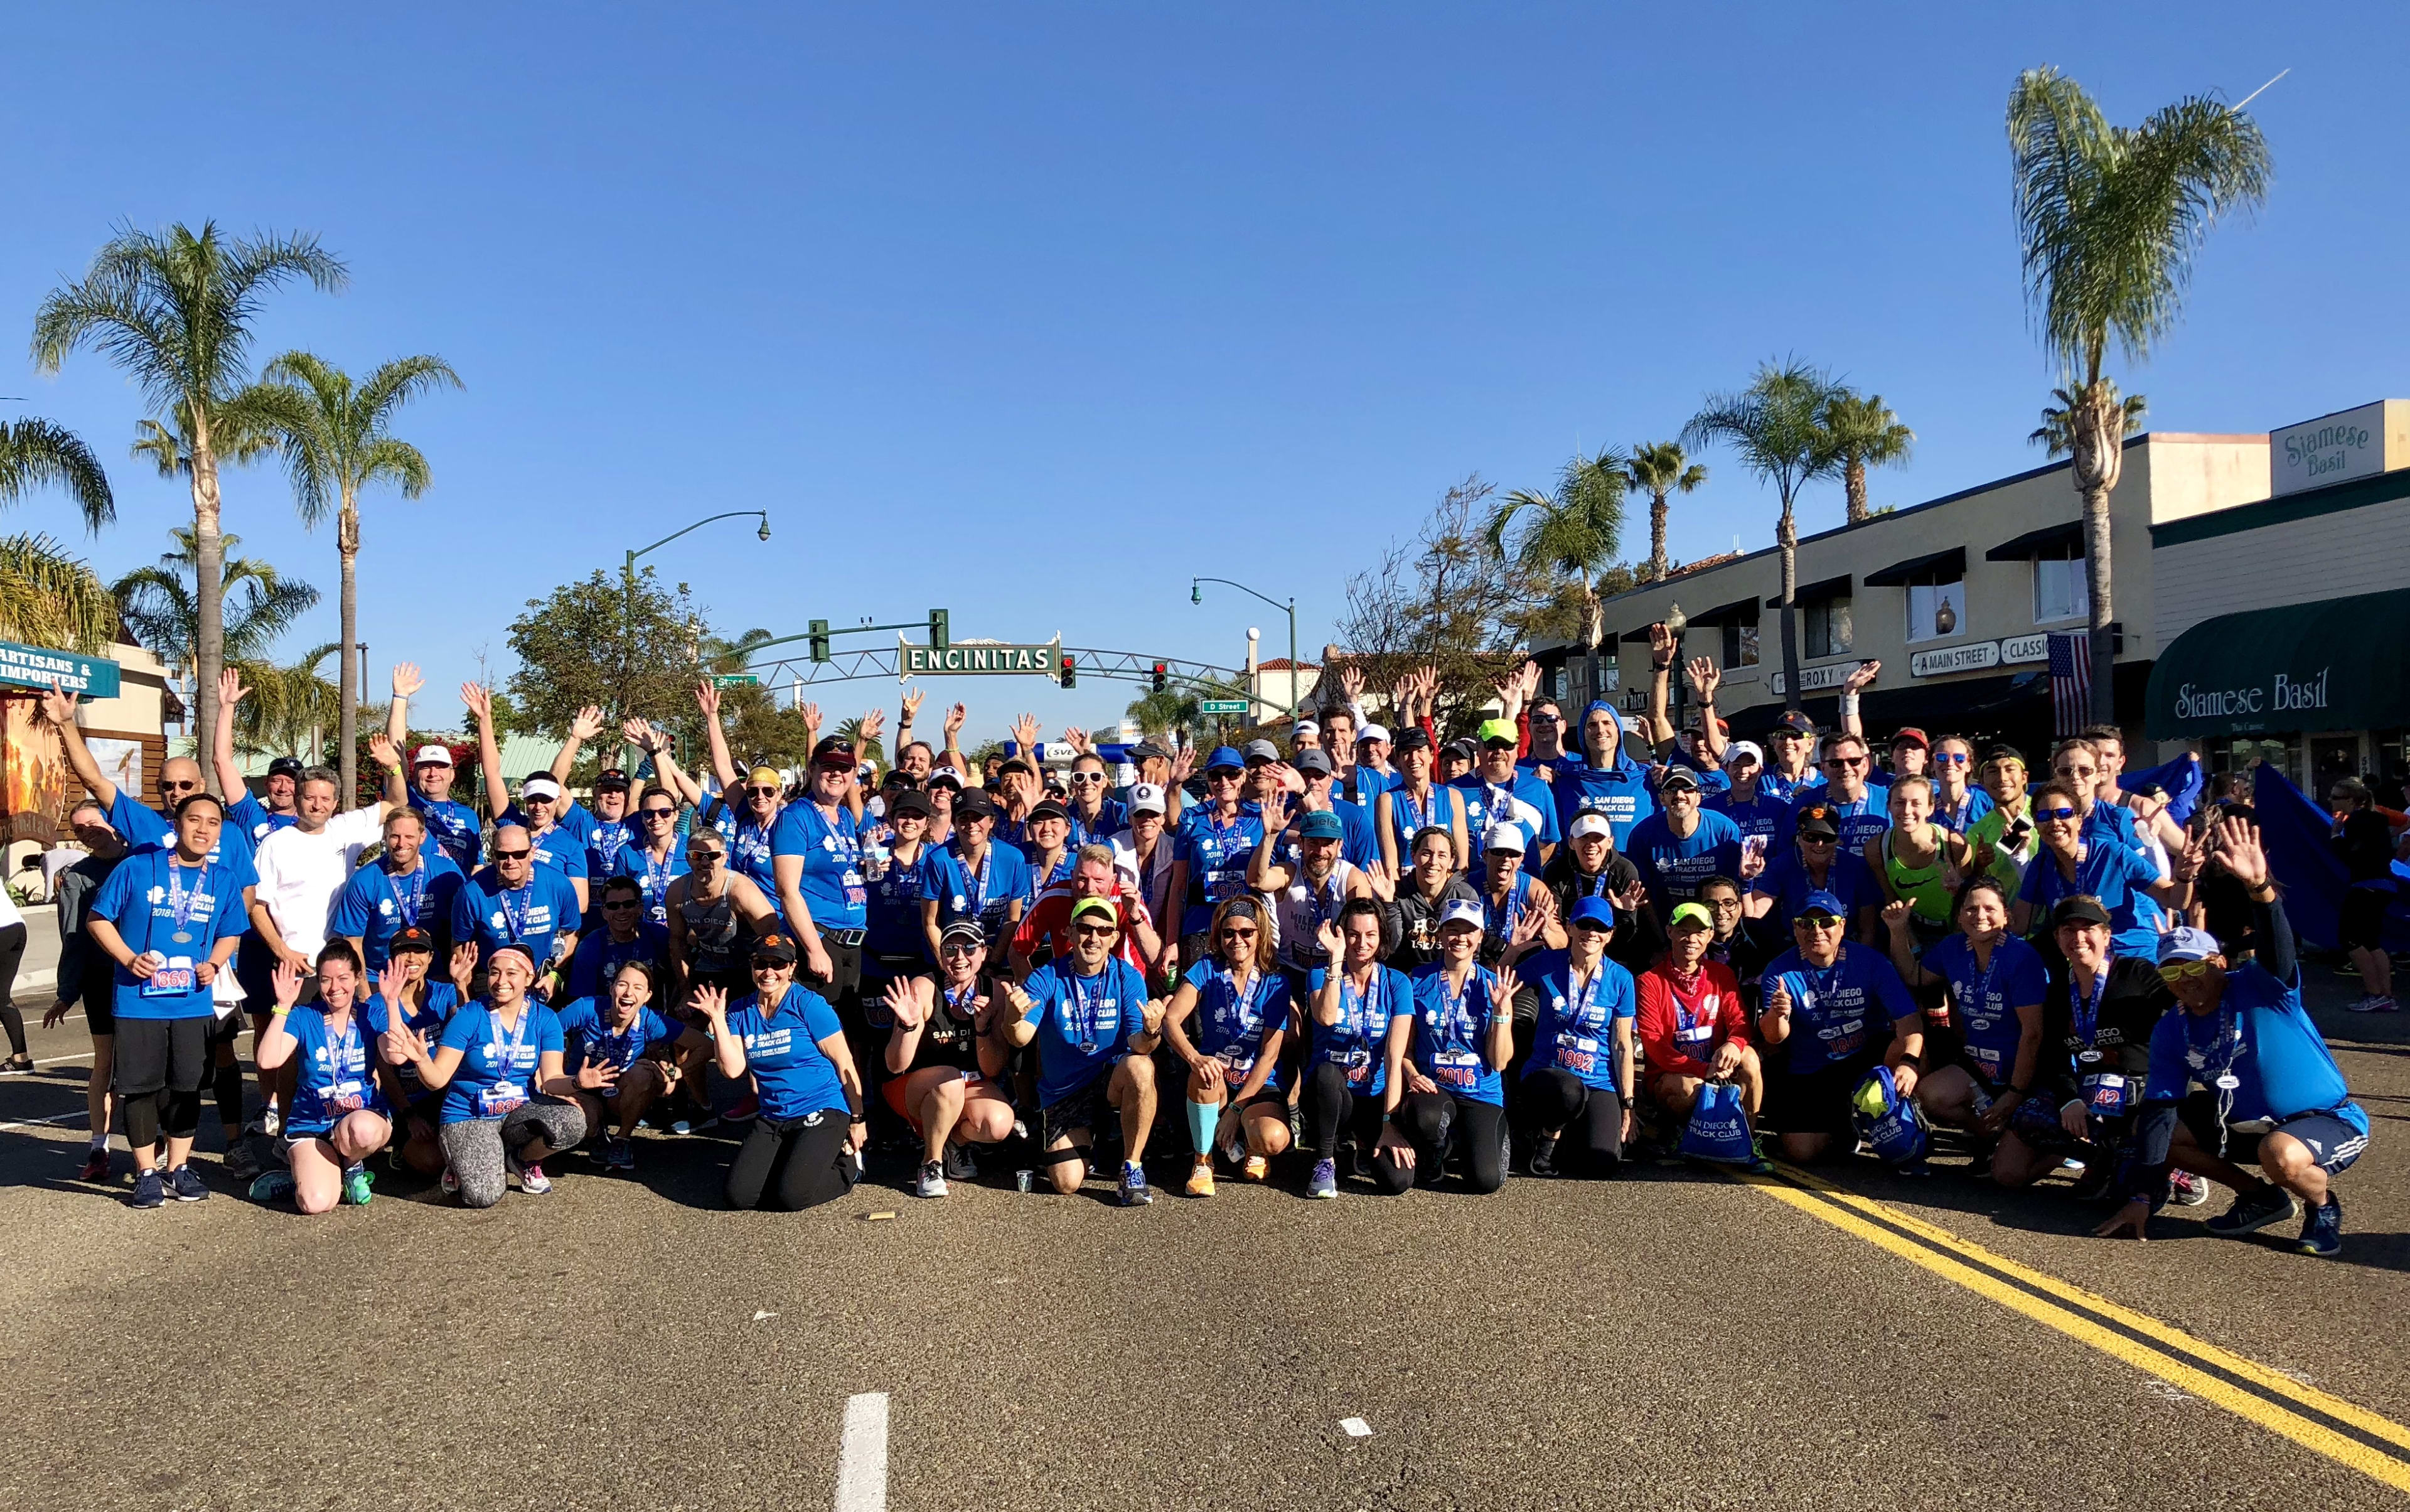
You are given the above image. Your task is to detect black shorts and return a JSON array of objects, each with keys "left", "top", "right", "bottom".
[
  {"left": 1040, "top": 1072, "right": 1120, "bottom": 1145},
  {"left": 2178, "top": 1091, "right": 2369, "bottom": 1174},
  {"left": 2338, "top": 887, "right": 2391, "bottom": 952},
  {"left": 114, "top": 1015, "right": 213, "bottom": 1097},
  {"left": 80, "top": 978, "right": 115, "bottom": 1036},
  {"left": 1765, "top": 1057, "right": 1877, "bottom": 1144}
]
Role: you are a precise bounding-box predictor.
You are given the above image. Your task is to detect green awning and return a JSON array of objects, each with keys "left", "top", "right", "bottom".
[{"left": 2145, "top": 586, "right": 2410, "bottom": 741}]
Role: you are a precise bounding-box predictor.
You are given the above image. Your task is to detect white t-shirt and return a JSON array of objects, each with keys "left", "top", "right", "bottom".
[{"left": 250, "top": 806, "right": 386, "bottom": 958}]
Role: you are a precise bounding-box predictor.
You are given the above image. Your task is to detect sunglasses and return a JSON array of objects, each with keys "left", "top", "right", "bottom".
[
  {"left": 1799, "top": 914, "right": 1843, "bottom": 930},
  {"left": 1933, "top": 751, "right": 1969, "bottom": 764},
  {"left": 1800, "top": 834, "right": 1836, "bottom": 845},
  {"left": 1071, "top": 921, "right": 1117, "bottom": 938},
  {"left": 686, "top": 849, "right": 721, "bottom": 862},
  {"left": 940, "top": 940, "right": 981, "bottom": 957},
  {"left": 495, "top": 848, "right": 532, "bottom": 861},
  {"left": 1221, "top": 926, "right": 1259, "bottom": 940},
  {"left": 1068, "top": 771, "right": 1105, "bottom": 784},
  {"left": 641, "top": 808, "right": 678, "bottom": 820},
  {"left": 751, "top": 958, "right": 791, "bottom": 972},
  {"left": 2035, "top": 806, "right": 2080, "bottom": 822},
  {"left": 602, "top": 898, "right": 641, "bottom": 909},
  {"left": 2158, "top": 958, "right": 2217, "bottom": 982},
  {"left": 1823, "top": 755, "right": 1866, "bottom": 769},
  {"left": 161, "top": 780, "right": 204, "bottom": 793},
  {"left": 1209, "top": 771, "right": 1243, "bottom": 783},
  {"left": 1529, "top": 712, "right": 1559, "bottom": 725},
  {"left": 745, "top": 785, "right": 779, "bottom": 797}
]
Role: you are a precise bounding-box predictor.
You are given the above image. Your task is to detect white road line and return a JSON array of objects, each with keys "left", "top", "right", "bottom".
[
  {"left": 0, "top": 1109, "right": 91, "bottom": 1132},
  {"left": 835, "top": 1391, "right": 890, "bottom": 1512},
  {"left": 1340, "top": 1417, "right": 1373, "bottom": 1437}
]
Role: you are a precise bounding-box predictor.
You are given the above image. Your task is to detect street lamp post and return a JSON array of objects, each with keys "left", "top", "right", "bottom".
[
  {"left": 623, "top": 511, "right": 771, "bottom": 757},
  {"left": 1192, "top": 576, "right": 1298, "bottom": 721}
]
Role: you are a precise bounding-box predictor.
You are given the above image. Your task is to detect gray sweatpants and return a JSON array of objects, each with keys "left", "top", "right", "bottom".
[{"left": 437, "top": 1098, "right": 588, "bottom": 1208}]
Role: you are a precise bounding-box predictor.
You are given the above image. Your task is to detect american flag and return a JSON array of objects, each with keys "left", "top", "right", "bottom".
[{"left": 2047, "top": 630, "right": 2091, "bottom": 736}]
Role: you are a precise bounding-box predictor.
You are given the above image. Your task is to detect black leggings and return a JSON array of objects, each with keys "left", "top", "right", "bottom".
[
  {"left": 117, "top": 1016, "right": 211, "bottom": 1149},
  {"left": 1393, "top": 1089, "right": 1508, "bottom": 1194},
  {"left": 726, "top": 1110, "right": 859, "bottom": 1211},
  {"left": 0, "top": 921, "right": 25, "bottom": 1055},
  {"left": 1300, "top": 1061, "right": 1411, "bottom": 1193},
  {"left": 1519, "top": 1066, "right": 1625, "bottom": 1177}
]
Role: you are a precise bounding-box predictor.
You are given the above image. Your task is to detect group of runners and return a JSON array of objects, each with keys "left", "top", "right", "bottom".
[{"left": 28, "top": 629, "right": 2381, "bottom": 1256}]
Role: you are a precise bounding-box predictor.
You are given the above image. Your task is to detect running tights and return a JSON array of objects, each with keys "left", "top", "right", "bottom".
[
  {"left": 1519, "top": 1066, "right": 1625, "bottom": 1177},
  {"left": 725, "top": 1110, "right": 859, "bottom": 1212},
  {"left": 1300, "top": 1061, "right": 1411, "bottom": 1193},
  {"left": 124, "top": 1088, "right": 201, "bottom": 1149},
  {"left": 1392, "top": 1088, "right": 1508, "bottom": 1193},
  {"left": 438, "top": 1100, "right": 589, "bottom": 1209}
]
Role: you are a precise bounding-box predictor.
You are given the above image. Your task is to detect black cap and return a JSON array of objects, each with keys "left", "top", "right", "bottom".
[
  {"left": 2050, "top": 896, "right": 2113, "bottom": 930},
  {"left": 267, "top": 756, "right": 304, "bottom": 780},
  {"left": 812, "top": 736, "right": 855, "bottom": 770},
  {"left": 750, "top": 933, "right": 799, "bottom": 965},
  {"left": 1394, "top": 727, "right": 1433, "bottom": 753},
  {"left": 889, "top": 790, "right": 934, "bottom": 819},
  {"left": 1443, "top": 737, "right": 1477, "bottom": 763},
  {"left": 1658, "top": 766, "right": 1701, "bottom": 793},
  {"left": 388, "top": 925, "right": 436, "bottom": 955},
  {"left": 1128, "top": 740, "right": 1170, "bottom": 763},
  {"left": 953, "top": 788, "right": 996, "bottom": 820},
  {"left": 1793, "top": 804, "right": 1839, "bottom": 839},
  {"left": 881, "top": 768, "right": 916, "bottom": 790},
  {"left": 1773, "top": 710, "right": 1818, "bottom": 737},
  {"left": 1028, "top": 799, "right": 1068, "bottom": 823},
  {"left": 595, "top": 768, "right": 632, "bottom": 792}
]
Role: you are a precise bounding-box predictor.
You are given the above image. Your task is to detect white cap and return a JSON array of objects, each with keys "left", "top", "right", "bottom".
[
  {"left": 1358, "top": 724, "right": 1391, "bottom": 745},
  {"left": 1437, "top": 897, "right": 1486, "bottom": 932},
  {"left": 1723, "top": 740, "right": 1764, "bottom": 768},
  {"left": 1128, "top": 782, "right": 1167, "bottom": 816},
  {"left": 1481, "top": 823, "right": 1527, "bottom": 854},
  {"left": 412, "top": 744, "right": 453, "bottom": 767},
  {"left": 520, "top": 774, "right": 562, "bottom": 802},
  {"left": 1294, "top": 719, "right": 1320, "bottom": 737},
  {"left": 1568, "top": 812, "right": 1614, "bottom": 842}
]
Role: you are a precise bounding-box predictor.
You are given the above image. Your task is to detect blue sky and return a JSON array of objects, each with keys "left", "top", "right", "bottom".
[{"left": 6, "top": 4, "right": 2403, "bottom": 743}]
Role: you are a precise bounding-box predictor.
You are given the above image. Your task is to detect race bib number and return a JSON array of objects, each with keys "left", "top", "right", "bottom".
[
  {"left": 2083, "top": 1072, "right": 2129, "bottom": 1118},
  {"left": 1217, "top": 1049, "right": 1255, "bottom": 1081},
  {"left": 324, "top": 1080, "right": 368, "bottom": 1114},
  {"left": 478, "top": 1081, "right": 528, "bottom": 1117},
  {"left": 1434, "top": 1048, "right": 1479, "bottom": 1088},
  {"left": 141, "top": 956, "right": 198, "bottom": 997}
]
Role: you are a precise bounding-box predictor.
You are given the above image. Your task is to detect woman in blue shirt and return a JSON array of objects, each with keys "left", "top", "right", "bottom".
[
  {"left": 1381, "top": 898, "right": 1521, "bottom": 1194},
  {"left": 1302, "top": 901, "right": 1413, "bottom": 1199},
  {"left": 700, "top": 933, "right": 867, "bottom": 1213},
  {"left": 386, "top": 942, "right": 586, "bottom": 1208},
  {"left": 1162, "top": 898, "right": 1294, "bottom": 1195},
  {"left": 2010, "top": 779, "right": 2193, "bottom": 957},
  {"left": 252, "top": 943, "right": 394, "bottom": 1212},
  {"left": 1883, "top": 878, "right": 2054, "bottom": 1185},
  {"left": 365, "top": 926, "right": 466, "bottom": 1181}
]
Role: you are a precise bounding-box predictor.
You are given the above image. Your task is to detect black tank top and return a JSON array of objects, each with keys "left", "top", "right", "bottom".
[
  {"left": 680, "top": 883, "right": 745, "bottom": 974},
  {"left": 908, "top": 976, "right": 985, "bottom": 1076}
]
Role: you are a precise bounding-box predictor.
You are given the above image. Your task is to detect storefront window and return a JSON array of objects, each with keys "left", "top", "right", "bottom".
[
  {"left": 2033, "top": 550, "right": 2089, "bottom": 624},
  {"left": 1723, "top": 623, "right": 1760, "bottom": 668},
  {"left": 1805, "top": 596, "right": 1852, "bottom": 658},
  {"left": 2210, "top": 734, "right": 2303, "bottom": 791},
  {"left": 1905, "top": 577, "right": 1966, "bottom": 643}
]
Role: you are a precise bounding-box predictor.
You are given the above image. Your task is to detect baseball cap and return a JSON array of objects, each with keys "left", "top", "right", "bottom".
[
  {"left": 388, "top": 925, "right": 436, "bottom": 955},
  {"left": 2049, "top": 896, "right": 2112, "bottom": 930},
  {"left": 1244, "top": 739, "right": 1281, "bottom": 765},
  {"left": 1773, "top": 710, "right": 1819, "bottom": 737},
  {"left": 1669, "top": 901, "right": 1714, "bottom": 932},
  {"left": 594, "top": 768, "right": 631, "bottom": 793},
  {"left": 520, "top": 774, "right": 563, "bottom": 802},
  {"left": 1394, "top": 727, "right": 1433, "bottom": 753},
  {"left": 1436, "top": 897, "right": 1486, "bottom": 933},
  {"left": 1028, "top": 799, "right": 1068, "bottom": 823},
  {"left": 1892, "top": 727, "right": 1930, "bottom": 749},
  {"left": 751, "top": 934, "right": 799, "bottom": 965},
  {"left": 1358, "top": 723, "right": 1391, "bottom": 745},
  {"left": 1443, "top": 737, "right": 1479, "bottom": 764},
  {"left": 1128, "top": 782, "right": 1167, "bottom": 816},
  {"left": 1068, "top": 896, "right": 1118, "bottom": 928},
  {"left": 813, "top": 736, "right": 857, "bottom": 769},
  {"left": 2158, "top": 926, "right": 2222, "bottom": 964},
  {"left": 1477, "top": 718, "right": 1518, "bottom": 747},
  {"left": 953, "top": 788, "right": 996, "bottom": 820},
  {"left": 1293, "top": 748, "right": 1334, "bottom": 776},
  {"left": 925, "top": 767, "right": 963, "bottom": 791},
  {"left": 1299, "top": 810, "right": 1345, "bottom": 840},
  {"left": 1127, "top": 740, "right": 1170, "bottom": 764},
  {"left": 939, "top": 918, "right": 987, "bottom": 950},
  {"left": 267, "top": 756, "right": 304, "bottom": 780},
  {"left": 1798, "top": 890, "right": 1848, "bottom": 921},
  {"left": 888, "top": 790, "right": 934, "bottom": 819},
  {"left": 1658, "top": 766, "right": 1701, "bottom": 793},
  {"left": 1294, "top": 719, "right": 1320, "bottom": 737},
  {"left": 1204, "top": 746, "right": 1245, "bottom": 774},
  {"left": 1568, "top": 895, "right": 1615, "bottom": 931},
  {"left": 1568, "top": 812, "right": 1614, "bottom": 842},
  {"left": 411, "top": 744, "right": 453, "bottom": 768},
  {"left": 1723, "top": 740, "right": 1764, "bottom": 768},
  {"left": 1793, "top": 805, "right": 1839, "bottom": 839},
  {"left": 1482, "top": 823, "right": 1526, "bottom": 854}
]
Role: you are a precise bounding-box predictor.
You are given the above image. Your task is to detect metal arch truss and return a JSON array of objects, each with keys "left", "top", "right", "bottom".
[{"left": 742, "top": 645, "right": 1246, "bottom": 690}]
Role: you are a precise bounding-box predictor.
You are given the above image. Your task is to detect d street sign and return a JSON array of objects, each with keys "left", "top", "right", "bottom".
[
  {"left": 1198, "top": 699, "right": 1250, "bottom": 716},
  {"left": 713, "top": 673, "right": 759, "bottom": 687},
  {"left": 898, "top": 635, "right": 1062, "bottom": 677}
]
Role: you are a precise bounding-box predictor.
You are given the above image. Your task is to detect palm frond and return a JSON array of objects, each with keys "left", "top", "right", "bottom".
[
  {"left": 0, "top": 533, "right": 118, "bottom": 651},
  {"left": 0, "top": 417, "right": 114, "bottom": 530}
]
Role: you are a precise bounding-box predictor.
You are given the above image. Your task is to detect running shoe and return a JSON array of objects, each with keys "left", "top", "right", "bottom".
[
  {"left": 440, "top": 1166, "right": 461, "bottom": 1198},
  {"left": 78, "top": 1147, "right": 109, "bottom": 1183},
  {"left": 223, "top": 1139, "right": 262, "bottom": 1182},
  {"left": 258, "top": 1105, "right": 281, "bottom": 1138},
  {"left": 2205, "top": 1185, "right": 2298, "bottom": 1237},
  {"left": 941, "top": 1141, "right": 977, "bottom": 1182},
  {"left": 248, "top": 1169, "right": 296, "bottom": 1203},
  {"left": 2295, "top": 1195, "right": 2343, "bottom": 1257},
  {"left": 604, "top": 1137, "right": 635, "bottom": 1171},
  {"left": 517, "top": 1162, "right": 552, "bottom": 1196},
  {"left": 1184, "top": 1159, "right": 1214, "bottom": 1198},
  {"left": 668, "top": 1119, "right": 693, "bottom": 1135},
  {"left": 1119, "top": 1160, "right": 1154, "bottom": 1206},
  {"left": 130, "top": 1169, "right": 166, "bottom": 1209},
  {"left": 341, "top": 1164, "right": 374, "bottom": 1206},
  {"left": 2345, "top": 994, "right": 2399, "bottom": 1014},
  {"left": 166, "top": 1166, "right": 210, "bottom": 1203},
  {"left": 2166, "top": 1169, "right": 2210, "bottom": 1207},
  {"left": 1307, "top": 1158, "right": 1337, "bottom": 1199},
  {"left": 2070, "top": 1165, "right": 2114, "bottom": 1203},
  {"left": 0, "top": 1054, "right": 35, "bottom": 1075},
  {"left": 1242, "top": 1154, "right": 1268, "bottom": 1184},
  {"left": 1529, "top": 1134, "right": 1559, "bottom": 1177},
  {"left": 916, "top": 1160, "right": 948, "bottom": 1199},
  {"left": 1744, "top": 1137, "right": 1775, "bottom": 1176}
]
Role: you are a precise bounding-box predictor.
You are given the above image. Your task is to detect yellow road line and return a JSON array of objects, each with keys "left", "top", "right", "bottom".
[{"left": 1728, "top": 1164, "right": 2410, "bottom": 1494}]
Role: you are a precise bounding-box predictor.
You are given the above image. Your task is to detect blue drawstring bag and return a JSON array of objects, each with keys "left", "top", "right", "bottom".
[
  {"left": 1679, "top": 1079, "right": 1757, "bottom": 1165},
  {"left": 1853, "top": 1065, "right": 1929, "bottom": 1167}
]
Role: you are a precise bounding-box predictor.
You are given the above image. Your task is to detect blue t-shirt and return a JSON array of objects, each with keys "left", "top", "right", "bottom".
[
  {"left": 1550, "top": 753, "right": 1659, "bottom": 850},
  {"left": 90, "top": 849, "right": 253, "bottom": 1021},
  {"left": 1476, "top": 870, "right": 1547, "bottom": 944},
  {"left": 1520, "top": 948, "right": 1637, "bottom": 1092},
  {"left": 1406, "top": 963, "right": 1511, "bottom": 1107},
  {"left": 770, "top": 800, "right": 867, "bottom": 931},
  {"left": 1759, "top": 768, "right": 1823, "bottom": 806},
  {"left": 1929, "top": 787, "right": 1996, "bottom": 835},
  {"left": 724, "top": 985, "right": 849, "bottom": 1120},
  {"left": 329, "top": 854, "right": 465, "bottom": 976},
  {"left": 1174, "top": 808, "right": 1265, "bottom": 936},
  {"left": 1020, "top": 845, "right": 1076, "bottom": 890},
  {"left": 2143, "top": 963, "right": 2367, "bottom": 1135},
  {"left": 554, "top": 995, "right": 681, "bottom": 1079},
  {"left": 1065, "top": 797, "right": 1127, "bottom": 850},
  {"left": 1762, "top": 942, "right": 1918, "bottom": 1075},
  {"left": 1920, "top": 933, "right": 2048, "bottom": 1090},
  {"left": 451, "top": 866, "right": 582, "bottom": 967},
  {"left": 1020, "top": 956, "right": 1154, "bottom": 1107},
  {"left": 366, "top": 980, "right": 460, "bottom": 1096},
  {"left": 1750, "top": 848, "right": 1882, "bottom": 931},
  {"left": 283, "top": 1004, "right": 391, "bottom": 1136},
  {"left": 564, "top": 923, "right": 668, "bottom": 1001},
  {"left": 1799, "top": 788, "right": 1889, "bottom": 852},
  {"left": 509, "top": 819, "right": 589, "bottom": 889},
  {"left": 225, "top": 790, "right": 297, "bottom": 850},
  {"left": 1625, "top": 809, "right": 1746, "bottom": 913},
  {"left": 863, "top": 842, "right": 930, "bottom": 958},
  {"left": 434, "top": 999, "right": 564, "bottom": 1123},
  {"left": 2017, "top": 842, "right": 2164, "bottom": 960},
  {"left": 1452, "top": 771, "right": 1561, "bottom": 850},
  {"left": 406, "top": 782, "right": 483, "bottom": 871},
  {"left": 1179, "top": 958, "right": 1293, "bottom": 1092},
  {"left": 585, "top": 815, "right": 636, "bottom": 886},
  {"left": 611, "top": 842, "right": 691, "bottom": 928},
  {"left": 1306, "top": 963, "right": 1408, "bottom": 1098},
  {"left": 1376, "top": 783, "right": 1464, "bottom": 868},
  {"left": 106, "top": 788, "right": 260, "bottom": 876},
  {"left": 1268, "top": 802, "right": 1380, "bottom": 876},
  {"left": 921, "top": 839, "right": 1034, "bottom": 945},
  {"left": 1706, "top": 786, "right": 1794, "bottom": 849},
  {"left": 710, "top": 801, "right": 780, "bottom": 895}
]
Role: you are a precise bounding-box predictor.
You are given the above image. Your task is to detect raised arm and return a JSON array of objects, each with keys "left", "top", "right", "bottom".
[
  {"left": 1686, "top": 658, "right": 1726, "bottom": 764},
  {"left": 383, "top": 663, "right": 421, "bottom": 809},
  {"left": 212, "top": 667, "right": 249, "bottom": 800},
  {"left": 696, "top": 680, "right": 740, "bottom": 793},
  {"left": 1646, "top": 624, "right": 1678, "bottom": 752},
  {"left": 941, "top": 702, "right": 967, "bottom": 775},
  {"left": 552, "top": 705, "right": 605, "bottom": 785},
  {"left": 461, "top": 683, "right": 507, "bottom": 820},
  {"left": 633, "top": 717, "right": 705, "bottom": 809},
  {"left": 38, "top": 683, "right": 120, "bottom": 809},
  {"left": 1838, "top": 661, "right": 1880, "bottom": 741}
]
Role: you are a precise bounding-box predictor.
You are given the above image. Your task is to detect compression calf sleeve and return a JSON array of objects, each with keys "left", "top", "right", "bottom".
[{"left": 1186, "top": 1098, "right": 1218, "bottom": 1156}]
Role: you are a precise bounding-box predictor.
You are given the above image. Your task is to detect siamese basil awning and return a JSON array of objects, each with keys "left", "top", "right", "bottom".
[{"left": 2144, "top": 586, "right": 2410, "bottom": 741}]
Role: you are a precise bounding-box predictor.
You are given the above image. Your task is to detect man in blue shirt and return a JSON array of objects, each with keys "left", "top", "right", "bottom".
[
  {"left": 1551, "top": 701, "right": 1658, "bottom": 850},
  {"left": 999, "top": 897, "right": 1166, "bottom": 1204},
  {"left": 451, "top": 823, "right": 583, "bottom": 993},
  {"left": 1624, "top": 767, "right": 1745, "bottom": 918},
  {"left": 1798, "top": 732, "right": 1888, "bottom": 853},
  {"left": 1757, "top": 891, "right": 1922, "bottom": 1164},
  {"left": 330, "top": 807, "right": 465, "bottom": 979},
  {"left": 1706, "top": 741, "right": 1792, "bottom": 851},
  {"left": 1453, "top": 719, "right": 1559, "bottom": 864}
]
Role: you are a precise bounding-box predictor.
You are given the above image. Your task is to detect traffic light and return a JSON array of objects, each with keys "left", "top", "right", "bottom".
[
  {"left": 929, "top": 608, "right": 950, "bottom": 651},
  {"left": 1059, "top": 655, "right": 1077, "bottom": 689},
  {"left": 808, "top": 618, "right": 830, "bottom": 663},
  {"left": 1151, "top": 660, "right": 1167, "bottom": 692}
]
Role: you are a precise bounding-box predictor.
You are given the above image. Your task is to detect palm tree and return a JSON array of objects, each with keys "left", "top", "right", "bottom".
[
  {"left": 1, "top": 418, "right": 114, "bottom": 531},
  {"left": 1820, "top": 390, "right": 1914, "bottom": 524},
  {"left": 1624, "top": 441, "right": 1707, "bottom": 581},
  {"left": 254, "top": 351, "right": 462, "bottom": 795},
  {"left": 1125, "top": 686, "right": 1199, "bottom": 740},
  {"left": 833, "top": 715, "right": 886, "bottom": 768},
  {"left": 233, "top": 642, "right": 342, "bottom": 759},
  {"left": 2008, "top": 67, "right": 2271, "bottom": 720},
  {"left": 33, "top": 222, "right": 348, "bottom": 786},
  {"left": 1485, "top": 448, "right": 1628, "bottom": 700},
  {"left": 0, "top": 533, "right": 117, "bottom": 652},
  {"left": 2031, "top": 385, "right": 2147, "bottom": 458},
  {"left": 114, "top": 528, "right": 319, "bottom": 719},
  {"left": 1683, "top": 359, "right": 1845, "bottom": 710}
]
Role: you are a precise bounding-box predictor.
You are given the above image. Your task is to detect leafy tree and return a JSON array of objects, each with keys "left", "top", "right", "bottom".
[
  {"left": 0, "top": 418, "right": 113, "bottom": 531},
  {"left": 33, "top": 222, "right": 346, "bottom": 784},
  {"left": 1624, "top": 441, "right": 1706, "bottom": 582},
  {"left": 1819, "top": 389, "right": 1914, "bottom": 525},
  {"left": 1486, "top": 451, "right": 1628, "bottom": 700},
  {"left": 506, "top": 567, "right": 710, "bottom": 740},
  {"left": 0, "top": 533, "right": 117, "bottom": 652},
  {"left": 254, "top": 350, "right": 462, "bottom": 796},
  {"left": 1683, "top": 359, "right": 1845, "bottom": 710},
  {"left": 112, "top": 529, "right": 319, "bottom": 711},
  {"left": 2009, "top": 66, "right": 2270, "bottom": 719}
]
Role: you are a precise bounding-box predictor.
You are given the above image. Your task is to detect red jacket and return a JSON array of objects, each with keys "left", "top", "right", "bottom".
[
  {"left": 1012, "top": 877, "right": 1153, "bottom": 975},
  {"left": 1635, "top": 960, "right": 1749, "bottom": 1080}
]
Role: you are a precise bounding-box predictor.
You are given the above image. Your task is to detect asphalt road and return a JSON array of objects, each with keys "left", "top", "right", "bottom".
[{"left": 1, "top": 970, "right": 2406, "bottom": 1511}]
